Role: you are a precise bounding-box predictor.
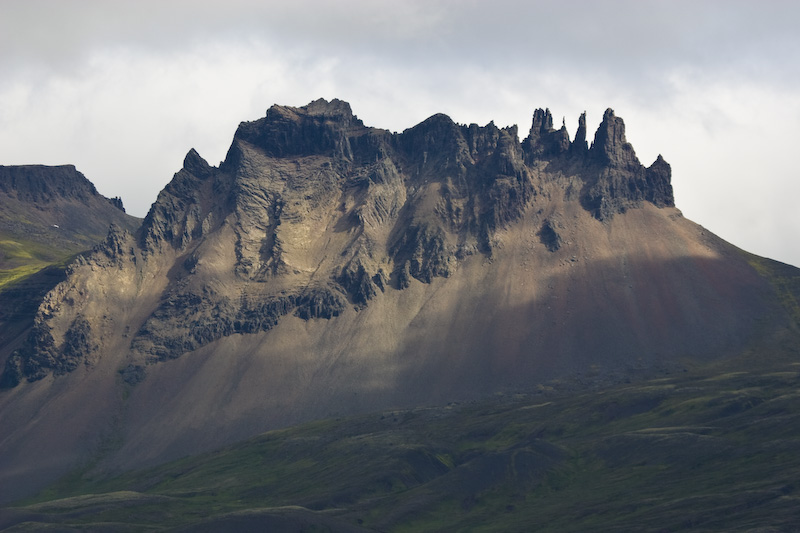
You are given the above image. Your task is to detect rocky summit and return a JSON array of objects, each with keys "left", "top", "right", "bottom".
[{"left": 0, "top": 99, "right": 796, "bottom": 502}]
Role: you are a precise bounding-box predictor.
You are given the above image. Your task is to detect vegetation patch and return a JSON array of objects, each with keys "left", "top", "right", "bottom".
[{"left": 5, "top": 341, "right": 800, "bottom": 531}]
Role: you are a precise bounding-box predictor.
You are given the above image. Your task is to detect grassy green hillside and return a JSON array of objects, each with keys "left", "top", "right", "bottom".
[
  {"left": 4, "top": 338, "right": 800, "bottom": 532},
  {"left": 0, "top": 234, "right": 76, "bottom": 355},
  {"left": 745, "top": 252, "right": 800, "bottom": 326},
  {"left": 0, "top": 233, "right": 70, "bottom": 290}
]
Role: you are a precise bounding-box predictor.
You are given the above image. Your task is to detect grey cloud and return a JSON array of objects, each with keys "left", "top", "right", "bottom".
[
  {"left": 5, "top": 1, "right": 800, "bottom": 77},
  {"left": 1, "top": 0, "right": 799, "bottom": 266}
]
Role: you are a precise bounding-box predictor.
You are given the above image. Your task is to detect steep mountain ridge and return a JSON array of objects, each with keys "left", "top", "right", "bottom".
[
  {"left": 0, "top": 99, "right": 794, "bottom": 502},
  {"left": 0, "top": 165, "right": 141, "bottom": 379}
]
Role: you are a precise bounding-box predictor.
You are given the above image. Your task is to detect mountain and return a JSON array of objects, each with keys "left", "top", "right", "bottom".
[
  {"left": 0, "top": 164, "right": 141, "bottom": 375},
  {"left": 0, "top": 99, "right": 797, "bottom": 504}
]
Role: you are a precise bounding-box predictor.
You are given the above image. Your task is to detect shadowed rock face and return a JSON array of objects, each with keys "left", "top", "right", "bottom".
[
  {"left": 0, "top": 98, "right": 794, "bottom": 502},
  {"left": 579, "top": 109, "right": 674, "bottom": 220}
]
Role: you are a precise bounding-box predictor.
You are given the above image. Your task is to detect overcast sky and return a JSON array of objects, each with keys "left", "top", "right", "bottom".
[{"left": 1, "top": 0, "right": 799, "bottom": 266}]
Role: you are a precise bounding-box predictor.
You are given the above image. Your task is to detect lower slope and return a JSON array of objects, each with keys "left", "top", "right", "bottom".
[
  {"left": 4, "top": 335, "right": 800, "bottom": 532},
  {"left": 0, "top": 203, "right": 796, "bottom": 505}
]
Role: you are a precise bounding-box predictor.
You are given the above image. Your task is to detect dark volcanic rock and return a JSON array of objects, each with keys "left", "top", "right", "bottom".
[
  {"left": 523, "top": 108, "right": 570, "bottom": 161},
  {"left": 395, "top": 116, "right": 534, "bottom": 259},
  {"left": 590, "top": 108, "right": 639, "bottom": 168},
  {"left": 580, "top": 109, "right": 675, "bottom": 220},
  {"left": 397, "top": 113, "right": 468, "bottom": 173},
  {"left": 139, "top": 149, "right": 221, "bottom": 253},
  {"left": 294, "top": 288, "right": 348, "bottom": 320},
  {"left": 396, "top": 260, "right": 412, "bottom": 289},
  {"left": 392, "top": 224, "right": 452, "bottom": 284},
  {"left": 3, "top": 319, "right": 74, "bottom": 386},
  {"left": 645, "top": 154, "right": 674, "bottom": 207},
  {"left": 538, "top": 219, "right": 563, "bottom": 252},
  {"left": 230, "top": 98, "right": 372, "bottom": 160},
  {"left": 338, "top": 260, "right": 380, "bottom": 306},
  {"left": 107, "top": 196, "right": 126, "bottom": 212},
  {"left": 131, "top": 286, "right": 347, "bottom": 363},
  {"left": 570, "top": 112, "right": 589, "bottom": 155}
]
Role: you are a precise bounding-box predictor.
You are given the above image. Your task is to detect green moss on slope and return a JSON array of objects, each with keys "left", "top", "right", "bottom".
[
  {"left": 7, "top": 343, "right": 800, "bottom": 531},
  {"left": 745, "top": 252, "right": 800, "bottom": 327}
]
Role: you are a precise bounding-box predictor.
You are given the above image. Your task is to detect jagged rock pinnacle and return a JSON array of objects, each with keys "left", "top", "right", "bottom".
[
  {"left": 523, "top": 108, "right": 569, "bottom": 159},
  {"left": 570, "top": 111, "right": 589, "bottom": 154},
  {"left": 590, "top": 108, "right": 639, "bottom": 168}
]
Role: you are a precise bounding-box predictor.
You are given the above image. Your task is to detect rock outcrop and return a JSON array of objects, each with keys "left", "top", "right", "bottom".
[
  {"left": 0, "top": 164, "right": 101, "bottom": 204},
  {"left": 581, "top": 109, "right": 675, "bottom": 219},
  {"left": 523, "top": 108, "right": 570, "bottom": 159},
  {"left": 2, "top": 101, "right": 683, "bottom": 383}
]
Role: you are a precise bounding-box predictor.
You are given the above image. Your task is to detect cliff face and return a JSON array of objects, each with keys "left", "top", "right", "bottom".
[
  {"left": 3, "top": 100, "right": 678, "bottom": 382},
  {"left": 0, "top": 99, "right": 791, "bottom": 502}
]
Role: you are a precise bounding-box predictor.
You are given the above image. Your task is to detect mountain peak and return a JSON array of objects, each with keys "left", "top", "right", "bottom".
[
  {"left": 589, "top": 107, "right": 639, "bottom": 167},
  {"left": 301, "top": 97, "right": 356, "bottom": 118},
  {"left": 523, "top": 108, "right": 569, "bottom": 159},
  {"left": 570, "top": 111, "right": 589, "bottom": 154},
  {"left": 228, "top": 99, "right": 369, "bottom": 160},
  {"left": 5, "top": 99, "right": 681, "bottom": 384},
  {"left": 182, "top": 148, "right": 212, "bottom": 176}
]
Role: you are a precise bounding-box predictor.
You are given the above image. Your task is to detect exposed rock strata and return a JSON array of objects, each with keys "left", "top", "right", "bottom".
[
  {"left": 0, "top": 164, "right": 106, "bottom": 204},
  {"left": 3, "top": 99, "right": 678, "bottom": 384}
]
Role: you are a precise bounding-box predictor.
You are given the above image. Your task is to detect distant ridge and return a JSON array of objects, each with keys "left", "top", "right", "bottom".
[{"left": 0, "top": 164, "right": 139, "bottom": 262}]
